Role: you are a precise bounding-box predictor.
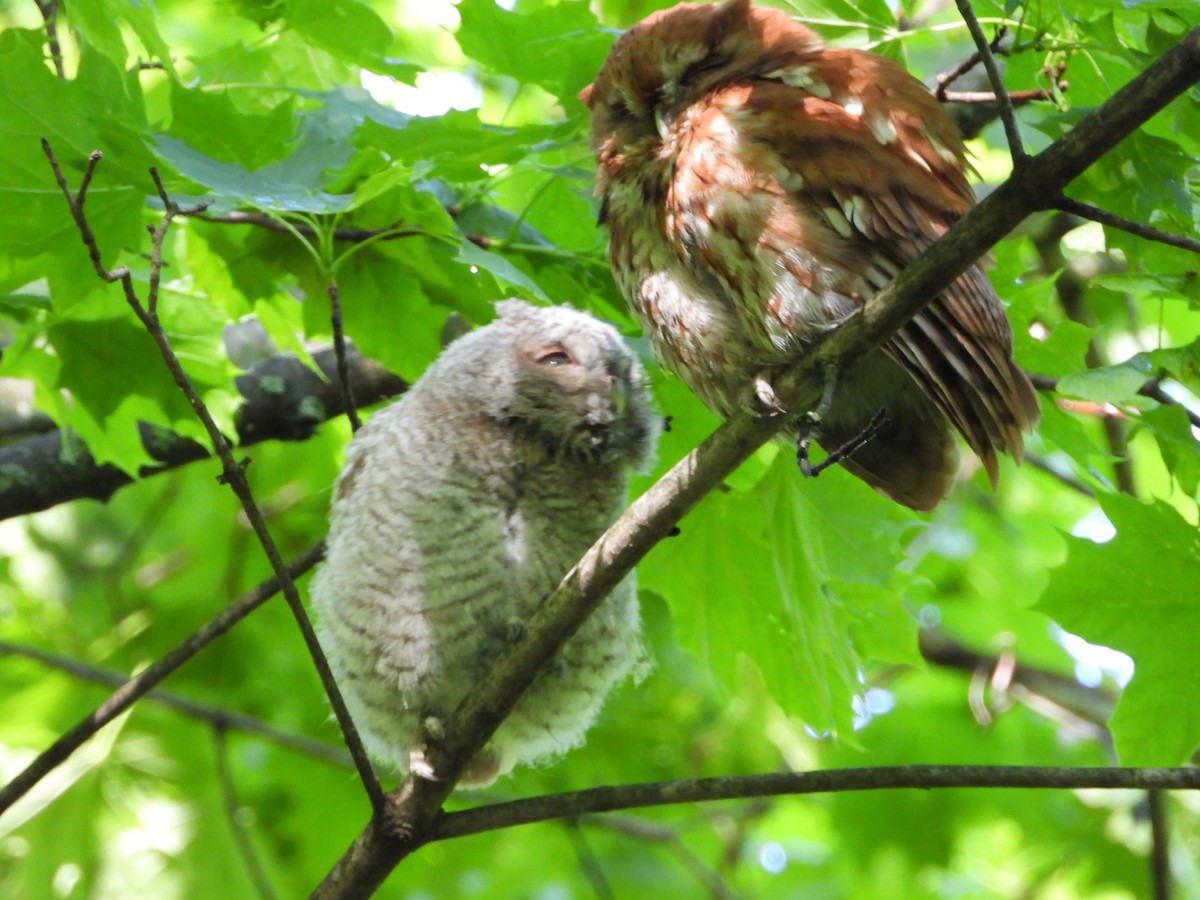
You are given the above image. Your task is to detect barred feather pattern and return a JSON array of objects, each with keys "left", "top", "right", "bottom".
[
  {"left": 582, "top": 0, "right": 1039, "bottom": 510},
  {"left": 311, "top": 301, "right": 660, "bottom": 787}
]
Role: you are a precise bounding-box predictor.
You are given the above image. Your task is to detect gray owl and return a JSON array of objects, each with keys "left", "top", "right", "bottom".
[{"left": 311, "top": 300, "right": 661, "bottom": 787}]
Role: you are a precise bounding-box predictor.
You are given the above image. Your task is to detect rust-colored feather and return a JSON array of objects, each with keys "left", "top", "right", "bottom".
[{"left": 583, "top": 0, "right": 1039, "bottom": 509}]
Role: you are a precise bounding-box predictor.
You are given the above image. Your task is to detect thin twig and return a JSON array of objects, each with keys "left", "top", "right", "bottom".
[
  {"left": 1023, "top": 453, "right": 1096, "bottom": 498},
  {"left": 0, "top": 543, "right": 325, "bottom": 817},
  {"left": 1139, "top": 378, "right": 1200, "bottom": 430},
  {"left": 562, "top": 820, "right": 615, "bottom": 900},
  {"left": 953, "top": 1, "right": 1025, "bottom": 161},
  {"left": 327, "top": 283, "right": 361, "bottom": 432},
  {"left": 0, "top": 638, "right": 352, "bottom": 769},
  {"left": 1056, "top": 197, "right": 1200, "bottom": 254},
  {"left": 940, "top": 87, "right": 1058, "bottom": 104},
  {"left": 589, "top": 817, "right": 741, "bottom": 899},
  {"left": 1030, "top": 215, "right": 1136, "bottom": 495},
  {"left": 1148, "top": 789, "right": 1171, "bottom": 900},
  {"left": 1030, "top": 373, "right": 1200, "bottom": 431},
  {"left": 41, "top": 141, "right": 386, "bottom": 816},
  {"left": 935, "top": 25, "right": 1008, "bottom": 100},
  {"left": 34, "top": 0, "right": 64, "bottom": 79},
  {"left": 432, "top": 767, "right": 1200, "bottom": 841},
  {"left": 214, "top": 727, "right": 280, "bottom": 900},
  {"left": 192, "top": 210, "right": 493, "bottom": 249}
]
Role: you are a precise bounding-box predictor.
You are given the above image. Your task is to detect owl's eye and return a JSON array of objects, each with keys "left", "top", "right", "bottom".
[{"left": 535, "top": 348, "right": 573, "bottom": 367}]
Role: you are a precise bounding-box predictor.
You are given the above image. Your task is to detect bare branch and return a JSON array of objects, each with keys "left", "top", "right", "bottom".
[
  {"left": 0, "top": 543, "right": 325, "bottom": 817},
  {"left": 934, "top": 25, "right": 1008, "bottom": 100},
  {"left": 1023, "top": 453, "right": 1096, "bottom": 498},
  {"left": 1056, "top": 196, "right": 1200, "bottom": 255},
  {"left": 431, "top": 767, "right": 1200, "bottom": 842},
  {"left": 34, "top": 0, "right": 64, "bottom": 79},
  {"left": 193, "top": 209, "right": 493, "bottom": 250},
  {"left": 327, "top": 283, "right": 361, "bottom": 432},
  {"left": 0, "top": 637, "right": 352, "bottom": 769},
  {"left": 940, "top": 87, "right": 1060, "bottom": 105},
  {"left": 1031, "top": 373, "right": 1200, "bottom": 432}
]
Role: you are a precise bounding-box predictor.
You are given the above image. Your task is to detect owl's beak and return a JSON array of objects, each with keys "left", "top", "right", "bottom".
[
  {"left": 610, "top": 378, "right": 629, "bottom": 417},
  {"left": 654, "top": 107, "right": 670, "bottom": 140}
]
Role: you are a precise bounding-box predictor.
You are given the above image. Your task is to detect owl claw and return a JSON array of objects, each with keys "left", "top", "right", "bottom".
[
  {"left": 799, "top": 407, "right": 891, "bottom": 477},
  {"left": 749, "top": 375, "right": 787, "bottom": 416},
  {"left": 505, "top": 617, "right": 525, "bottom": 643},
  {"left": 409, "top": 748, "right": 440, "bottom": 782}
]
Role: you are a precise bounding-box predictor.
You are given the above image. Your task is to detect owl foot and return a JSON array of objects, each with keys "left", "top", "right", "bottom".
[
  {"left": 408, "top": 746, "right": 440, "bottom": 782},
  {"left": 749, "top": 375, "right": 787, "bottom": 416},
  {"left": 505, "top": 616, "right": 525, "bottom": 643},
  {"left": 798, "top": 407, "right": 890, "bottom": 477}
]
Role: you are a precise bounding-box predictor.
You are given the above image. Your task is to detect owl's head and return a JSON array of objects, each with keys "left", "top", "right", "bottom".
[
  {"left": 580, "top": 0, "right": 821, "bottom": 159},
  {"left": 470, "top": 300, "right": 660, "bottom": 468}
]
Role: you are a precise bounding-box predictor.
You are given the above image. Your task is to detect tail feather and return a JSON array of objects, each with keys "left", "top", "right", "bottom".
[{"left": 884, "top": 264, "right": 1039, "bottom": 487}]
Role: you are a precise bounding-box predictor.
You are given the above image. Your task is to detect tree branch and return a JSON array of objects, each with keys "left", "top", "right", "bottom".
[
  {"left": 311, "top": 25, "right": 1200, "bottom": 900},
  {"left": 0, "top": 345, "right": 406, "bottom": 521},
  {"left": 431, "top": 767, "right": 1200, "bottom": 842},
  {"left": 1056, "top": 196, "right": 1200, "bottom": 255},
  {"left": 953, "top": 0, "right": 1025, "bottom": 161},
  {"left": 0, "top": 637, "right": 352, "bottom": 770},
  {"left": 0, "top": 542, "right": 325, "bottom": 818}
]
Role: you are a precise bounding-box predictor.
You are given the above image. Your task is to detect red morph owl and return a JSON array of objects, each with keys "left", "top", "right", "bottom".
[{"left": 581, "top": 0, "right": 1040, "bottom": 511}]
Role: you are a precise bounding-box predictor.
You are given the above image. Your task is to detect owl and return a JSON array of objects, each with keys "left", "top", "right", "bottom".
[
  {"left": 581, "top": 0, "right": 1040, "bottom": 511},
  {"left": 311, "top": 300, "right": 660, "bottom": 788}
]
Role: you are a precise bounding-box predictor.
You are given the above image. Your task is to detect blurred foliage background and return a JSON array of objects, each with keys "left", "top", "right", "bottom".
[{"left": 0, "top": 0, "right": 1198, "bottom": 896}]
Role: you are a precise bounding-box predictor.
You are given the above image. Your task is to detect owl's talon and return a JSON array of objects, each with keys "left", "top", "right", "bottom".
[
  {"left": 800, "top": 407, "right": 890, "bottom": 478},
  {"left": 505, "top": 617, "right": 525, "bottom": 643},
  {"left": 409, "top": 748, "right": 440, "bottom": 782},
  {"left": 751, "top": 375, "right": 787, "bottom": 416}
]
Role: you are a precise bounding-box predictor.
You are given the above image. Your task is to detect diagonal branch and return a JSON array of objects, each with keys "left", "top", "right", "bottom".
[
  {"left": 0, "top": 637, "right": 352, "bottom": 770},
  {"left": 311, "top": 24, "right": 1200, "bottom": 900},
  {"left": 953, "top": 0, "right": 1025, "bottom": 161},
  {"left": 1056, "top": 196, "right": 1200, "bottom": 254},
  {"left": 0, "top": 542, "right": 325, "bottom": 817}
]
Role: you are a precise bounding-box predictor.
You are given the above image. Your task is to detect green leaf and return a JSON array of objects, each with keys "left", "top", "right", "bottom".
[
  {"left": 1142, "top": 405, "right": 1200, "bottom": 495},
  {"left": 455, "top": 0, "right": 613, "bottom": 104},
  {"left": 287, "top": 0, "right": 418, "bottom": 79},
  {"left": 455, "top": 241, "right": 548, "bottom": 301},
  {"left": 643, "top": 453, "right": 916, "bottom": 733},
  {"left": 323, "top": 256, "right": 444, "bottom": 383},
  {"left": 153, "top": 135, "right": 353, "bottom": 214},
  {"left": 0, "top": 30, "right": 146, "bottom": 265},
  {"left": 1057, "top": 355, "right": 1155, "bottom": 402},
  {"left": 360, "top": 110, "right": 563, "bottom": 181},
  {"left": 1039, "top": 493, "right": 1200, "bottom": 765},
  {"left": 167, "top": 87, "right": 297, "bottom": 172}
]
